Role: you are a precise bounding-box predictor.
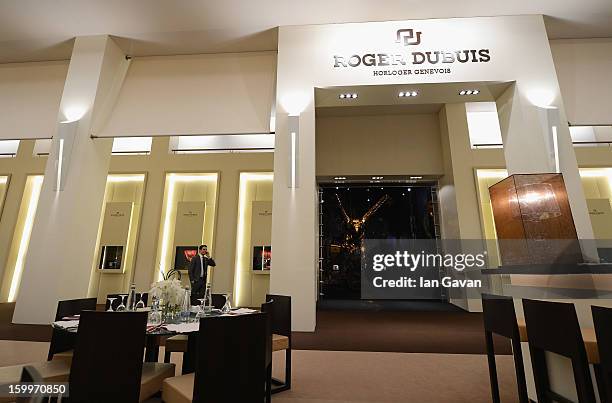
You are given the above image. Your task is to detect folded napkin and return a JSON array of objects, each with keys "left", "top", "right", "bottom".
[
  {"left": 53, "top": 320, "right": 80, "bottom": 329},
  {"left": 164, "top": 322, "right": 200, "bottom": 333},
  {"left": 231, "top": 308, "right": 257, "bottom": 315}
]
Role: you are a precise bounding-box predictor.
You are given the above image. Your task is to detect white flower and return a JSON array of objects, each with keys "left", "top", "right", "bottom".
[{"left": 149, "top": 279, "right": 185, "bottom": 307}]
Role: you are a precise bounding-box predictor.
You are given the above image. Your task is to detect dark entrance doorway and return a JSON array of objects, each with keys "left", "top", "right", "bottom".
[{"left": 318, "top": 183, "right": 439, "bottom": 300}]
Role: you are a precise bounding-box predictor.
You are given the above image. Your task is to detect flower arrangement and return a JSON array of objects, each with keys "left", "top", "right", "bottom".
[
  {"left": 150, "top": 278, "right": 184, "bottom": 307},
  {"left": 149, "top": 267, "right": 186, "bottom": 317}
]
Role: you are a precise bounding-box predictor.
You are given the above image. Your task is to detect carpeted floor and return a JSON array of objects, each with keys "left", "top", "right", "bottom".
[
  {"left": 293, "top": 305, "right": 511, "bottom": 354},
  {"left": 0, "top": 340, "right": 519, "bottom": 403}
]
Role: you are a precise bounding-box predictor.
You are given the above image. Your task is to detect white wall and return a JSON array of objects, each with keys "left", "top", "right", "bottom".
[
  {"left": 98, "top": 52, "right": 277, "bottom": 137},
  {"left": 0, "top": 61, "right": 68, "bottom": 139},
  {"left": 316, "top": 113, "right": 443, "bottom": 176},
  {"left": 550, "top": 39, "right": 612, "bottom": 126}
]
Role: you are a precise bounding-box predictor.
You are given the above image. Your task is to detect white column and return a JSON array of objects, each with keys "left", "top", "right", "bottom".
[
  {"left": 270, "top": 100, "right": 318, "bottom": 332},
  {"left": 12, "top": 36, "right": 129, "bottom": 324},
  {"left": 496, "top": 84, "right": 595, "bottom": 243}
]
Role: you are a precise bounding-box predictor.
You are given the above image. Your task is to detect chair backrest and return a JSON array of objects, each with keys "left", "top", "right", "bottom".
[
  {"left": 211, "top": 293, "right": 226, "bottom": 309},
  {"left": 48, "top": 298, "right": 97, "bottom": 360},
  {"left": 16, "top": 366, "right": 43, "bottom": 403},
  {"left": 482, "top": 293, "right": 521, "bottom": 340},
  {"left": 265, "top": 294, "right": 291, "bottom": 338},
  {"left": 69, "top": 310, "right": 147, "bottom": 403},
  {"left": 54, "top": 297, "right": 97, "bottom": 321},
  {"left": 193, "top": 313, "right": 268, "bottom": 403},
  {"left": 523, "top": 299, "right": 595, "bottom": 403},
  {"left": 591, "top": 305, "right": 612, "bottom": 401}
]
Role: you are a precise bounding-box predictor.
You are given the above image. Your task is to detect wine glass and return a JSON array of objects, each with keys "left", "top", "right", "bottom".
[
  {"left": 135, "top": 293, "right": 145, "bottom": 310},
  {"left": 221, "top": 293, "right": 232, "bottom": 313},
  {"left": 116, "top": 294, "right": 128, "bottom": 312},
  {"left": 106, "top": 297, "right": 117, "bottom": 312}
]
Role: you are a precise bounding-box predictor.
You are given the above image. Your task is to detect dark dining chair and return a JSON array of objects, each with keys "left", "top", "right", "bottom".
[
  {"left": 261, "top": 299, "right": 275, "bottom": 403},
  {"left": 16, "top": 365, "right": 44, "bottom": 403},
  {"left": 162, "top": 313, "right": 269, "bottom": 403},
  {"left": 481, "top": 293, "right": 529, "bottom": 403},
  {"left": 47, "top": 297, "right": 97, "bottom": 361},
  {"left": 164, "top": 293, "right": 226, "bottom": 365},
  {"left": 265, "top": 293, "right": 292, "bottom": 393},
  {"left": 523, "top": 299, "right": 595, "bottom": 403},
  {"left": 591, "top": 305, "right": 612, "bottom": 402},
  {"left": 69, "top": 310, "right": 175, "bottom": 403}
]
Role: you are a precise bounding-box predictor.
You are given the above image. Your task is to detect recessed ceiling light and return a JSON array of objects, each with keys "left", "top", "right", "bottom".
[
  {"left": 339, "top": 93, "right": 358, "bottom": 100},
  {"left": 459, "top": 89, "right": 480, "bottom": 96},
  {"left": 399, "top": 90, "right": 418, "bottom": 97},
  {"left": 410, "top": 176, "right": 423, "bottom": 179},
  {"left": 407, "top": 188, "right": 412, "bottom": 192}
]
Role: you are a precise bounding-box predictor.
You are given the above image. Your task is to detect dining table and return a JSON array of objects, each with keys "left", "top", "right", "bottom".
[{"left": 51, "top": 307, "right": 259, "bottom": 374}]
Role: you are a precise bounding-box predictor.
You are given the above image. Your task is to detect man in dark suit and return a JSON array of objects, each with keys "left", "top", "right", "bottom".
[{"left": 188, "top": 244, "right": 216, "bottom": 303}]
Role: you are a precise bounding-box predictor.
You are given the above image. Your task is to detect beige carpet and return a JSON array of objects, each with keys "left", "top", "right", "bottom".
[{"left": 0, "top": 341, "right": 519, "bottom": 402}]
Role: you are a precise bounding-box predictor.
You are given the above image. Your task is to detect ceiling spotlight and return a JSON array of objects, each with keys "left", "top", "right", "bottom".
[
  {"left": 459, "top": 89, "right": 480, "bottom": 96},
  {"left": 339, "top": 93, "right": 358, "bottom": 100},
  {"left": 371, "top": 176, "right": 384, "bottom": 180},
  {"left": 473, "top": 89, "right": 480, "bottom": 94},
  {"left": 399, "top": 90, "right": 418, "bottom": 97},
  {"left": 410, "top": 176, "right": 423, "bottom": 179},
  {"left": 407, "top": 188, "right": 412, "bottom": 192}
]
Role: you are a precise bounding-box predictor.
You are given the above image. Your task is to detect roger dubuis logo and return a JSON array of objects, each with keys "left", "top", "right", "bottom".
[{"left": 396, "top": 29, "right": 422, "bottom": 46}]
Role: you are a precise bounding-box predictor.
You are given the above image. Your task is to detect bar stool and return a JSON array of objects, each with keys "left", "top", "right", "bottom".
[
  {"left": 591, "top": 306, "right": 612, "bottom": 402},
  {"left": 481, "top": 293, "right": 529, "bottom": 403},
  {"left": 523, "top": 299, "right": 596, "bottom": 403}
]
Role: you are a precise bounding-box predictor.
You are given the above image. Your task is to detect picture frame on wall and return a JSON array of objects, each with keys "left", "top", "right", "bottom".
[
  {"left": 98, "top": 245, "right": 124, "bottom": 271},
  {"left": 252, "top": 245, "right": 271, "bottom": 271},
  {"left": 174, "top": 246, "right": 199, "bottom": 271}
]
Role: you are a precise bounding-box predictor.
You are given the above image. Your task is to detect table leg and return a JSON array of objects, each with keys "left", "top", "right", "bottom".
[{"left": 145, "top": 335, "right": 160, "bottom": 362}]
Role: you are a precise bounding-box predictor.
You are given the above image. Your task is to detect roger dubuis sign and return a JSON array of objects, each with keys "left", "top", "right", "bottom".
[{"left": 333, "top": 28, "right": 491, "bottom": 77}]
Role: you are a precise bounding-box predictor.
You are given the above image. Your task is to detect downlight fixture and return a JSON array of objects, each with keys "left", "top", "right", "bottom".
[
  {"left": 399, "top": 90, "right": 419, "bottom": 97},
  {"left": 339, "top": 93, "right": 358, "bottom": 100},
  {"left": 459, "top": 89, "right": 480, "bottom": 96}
]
